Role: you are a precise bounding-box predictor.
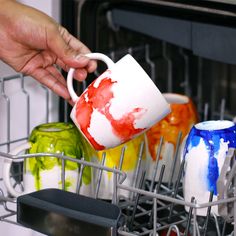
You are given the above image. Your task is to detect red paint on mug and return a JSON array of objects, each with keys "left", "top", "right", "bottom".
[
  {"left": 75, "top": 70, "right": 146, "bottom": 150},
  {"left": 75, "top": 92, "right": 105, "bottom": 150},
  {"left": 105, "top": 107, "right": 145, "bottom": 142}
]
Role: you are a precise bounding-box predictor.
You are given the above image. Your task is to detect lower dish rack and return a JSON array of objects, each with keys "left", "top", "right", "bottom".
[
  {"left": 1, "top": 73, "right": 236, "bottom": 236},
  {"left": 0, "top": 149, "right": 236, "bottom": 236}
]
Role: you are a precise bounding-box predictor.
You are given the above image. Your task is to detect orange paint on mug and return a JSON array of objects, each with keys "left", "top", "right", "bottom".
[{"left": 146, "top": 94, "right": 198, "bottom": 161}]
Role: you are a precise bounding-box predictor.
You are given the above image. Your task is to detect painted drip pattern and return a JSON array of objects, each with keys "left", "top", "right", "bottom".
[
  {"left": 146, "top": 99, "right": 198, "bottom": 161},
  {"left": 27, "top": 122, "right": 92, "bottom": 190},
  {"left": 183, "top": 123, "right": 236, "bottom": 195},
  {"left": 97, "top": 134, "right": 146, "bottom": 179},
  {"left": 75, "top": 70, "right": 146, "bottom": 150}
]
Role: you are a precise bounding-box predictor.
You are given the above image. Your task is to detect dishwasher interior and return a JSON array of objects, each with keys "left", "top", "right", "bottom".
[{"left": 1, "top": 0, "right": 236, "bottom": 235}]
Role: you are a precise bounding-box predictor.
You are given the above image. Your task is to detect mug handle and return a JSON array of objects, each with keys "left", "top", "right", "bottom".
[
  {"left": 67, "top": 53, "right": 116, "bottom": 103},
  {"left": 3, "top": 142, "right": 31, "bottom": 197}
]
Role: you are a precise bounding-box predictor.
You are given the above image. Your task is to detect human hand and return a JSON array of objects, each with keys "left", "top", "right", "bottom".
[{"left": 0, "top": 0, "right": 97, "bottom": 104}]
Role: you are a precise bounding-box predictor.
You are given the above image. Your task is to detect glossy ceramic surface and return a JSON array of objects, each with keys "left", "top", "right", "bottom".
[
  {"left": 95, "top": 134, "right": 146, "bottom": 199},
  {"left": 145, "top": 93, "right": 198, "bottom": 182},
  {"left": 26, "top": 122, "right": 92, "bottom": 192},
  {"left": 183, "top": 120, "right": 236, "bottom": 215},
  {"left": 68, "top": 53, "right": 170, "bottom": 151},
  {"left": 3, "top": 122, "right": 93, "bottom": 197}
]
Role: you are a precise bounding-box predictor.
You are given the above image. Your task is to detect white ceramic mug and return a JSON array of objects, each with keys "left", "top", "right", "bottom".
[
  {"left": 182, "top": 120, "right": 236, "bottom": 216},
  {"left": 67, "top": 53, "right": 171, "bottom": 151},
  {"left": 3, "top": 122, "right": 93, "bottom": 197}
]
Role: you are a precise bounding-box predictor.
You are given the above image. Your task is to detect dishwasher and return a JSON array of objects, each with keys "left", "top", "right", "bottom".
[{"left": 1, "top": 0, "right": 236, "bottom": 235}]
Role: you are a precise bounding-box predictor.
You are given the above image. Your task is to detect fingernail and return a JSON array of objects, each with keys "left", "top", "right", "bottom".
[{"left": 75, "top": 54, "right": 85, "bottom": 59}]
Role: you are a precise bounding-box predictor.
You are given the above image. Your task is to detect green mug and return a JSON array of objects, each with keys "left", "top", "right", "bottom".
[{"left": 3, "top": 122, "right": 93, "bottom": 197}]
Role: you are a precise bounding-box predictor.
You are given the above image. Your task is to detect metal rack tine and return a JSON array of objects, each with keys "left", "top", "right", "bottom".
[
  {"left": 63, "top": 100, "right": 69, "bottom": 123},
  {"left": 61, "top": 152, "right": 66, "bottom": 190},
  {"left": 149, "top": 167, "right": 165, "bottom": 228},
  {"left": 149, "top": 136, "right": 164, "bottom": 192},
  {"left": 112, "top": 167, "right": 118, "bottom": 205},
  {"left": 203, "top": 103, "right": 209, "bottom": 121},
  {"left": 0, "top": 189, "right": 16, "bottom": 213},
  {"left": 168, "top": 158, "right": 185, "bottom": 220},
  {"left": 202, "top": 191, "right": 214, "bottom": 236},
  {"left": 233, "top": 173, "right": 236, "bottom": 236},
  {"left": 212, "top": 212, "right": 222, "bottom": 236},
  {"left": 145, "top": 44, "right": 156, "bottom": 82},
  {"left": 106, "top": 10, "right": 120, "bottom": 32},
  {"left": 12, "top": 181, "right": 24, "bottom": 193},
  {"left": 76, "top": 157, "right": 85, "bottom": 194},
  {"left": 114, "top": 146, "right": 126, "bottom": 201},
  {"left": 166, "top": 225, "right": 181, "bottom": 236},
  {"left": 95, "top": 152, "right": 106, "bottom": 199},
  {"left": 118, "top": 146, "right": 126, "bottom": 171},
  {"left": 162, "top": 42, "right": 173, "bottom": 93},
  {"left": 221, "top": 218, "right": 228, "bottom": 236},
  {"left": 131, "top": 141, "right": 144, "bottom": 200},
  {"left": 193, "top": 199, "right": 197, "bottom": 236},
  {"left": 217, "top": 148, "right": 235, "bottom": 220},
  {"left": 20, "top": 74, "right": 30, "bottom": 136},
  {"left": 110, "top": 51, "right": 115, "bottom": 61},
  {"left": 156, "top": 165, "right": 165, "bottom": 194},
  {"left": 82, "top": 79, "right": 87, "bottom": 91},
  {"left": 41, "top": 85, "right": 49, "bottom": 123},
  {"left": 220, "top": 98, "right": 226, "bottom": 120},
  {"left": 168, "top": 131, "right": 182, "bottom": 189},
  {"left": 184, "top": 197, "right": 195, "bottom": 236},
  {"left": 152, "top": 188, "right": 158, "bottom": 236},
  {"left": 128, "top": 47, "right": 133, "bottom": 55},
  {"left": 129, "top": 171, "right": 146, "bottom": 231},
  {"left": 179, "top": 47, "right": 191, "bottom": 96},
  {"left": 223, "top": 151, "right": 236, "bottom": 198},
  {"left": 197, "top": 57, "right": 203, "bottom": 113},
  {"left": 0, "top": 78, "right": 11, "bottom": 152}
]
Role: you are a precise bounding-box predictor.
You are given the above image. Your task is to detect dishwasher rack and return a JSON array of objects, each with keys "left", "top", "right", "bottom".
[
  {"left": 1, "top": 68, "right": 236, "bottom": 235},
  {"left": 1, "top": 135, "right": 236, "bottom": 236}
]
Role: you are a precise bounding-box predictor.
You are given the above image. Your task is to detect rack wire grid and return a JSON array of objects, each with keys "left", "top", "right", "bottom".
[{"left": 1, "top": 45, "right": 236, "bottom": 236}]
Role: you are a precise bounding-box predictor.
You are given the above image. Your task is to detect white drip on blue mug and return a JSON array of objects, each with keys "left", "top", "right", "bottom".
[{"left": 182, "top": 120, "right": 236, "bottom": 216}]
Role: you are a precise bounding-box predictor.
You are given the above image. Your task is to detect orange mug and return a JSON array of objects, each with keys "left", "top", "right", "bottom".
[{"left": 145, "top": 93, "right": 199, "bottom": 183}]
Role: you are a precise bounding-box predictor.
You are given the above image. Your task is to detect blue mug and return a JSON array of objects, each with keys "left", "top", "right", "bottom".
[{"left": 182, "top": 120, "right": 236, "bottom": 216}]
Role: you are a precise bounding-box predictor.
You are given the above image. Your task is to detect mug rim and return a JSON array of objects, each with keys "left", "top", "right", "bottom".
[
  {"left": 194, "top": 120, "right": 235, "bottom": 131},
  {"left": 35, "top": 122, "right": 75, "bottom": 133},
  {"left": 163, "top": 93, "right": 189, "bottom": 104}
]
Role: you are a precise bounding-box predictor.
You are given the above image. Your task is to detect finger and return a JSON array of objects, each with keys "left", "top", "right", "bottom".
[
  {"left": 59, "top": 66, "right": 88, "bottom": 82},
  {"left": 44, "top": 67, "right": 75, "bottom": 106},
  {"left": 46, "top": 65, "right": 67, "bottom": 86},
  {"left": 86, "top": 60, "right": 97, "bottom": 73},
  {"left": 73, "top": 68, "right": 87, "bottom": 81},
  {"left": 56, "top": 56, "right": 92, "bottom": 72},
  {"left": 65, "top": 97, "right": 75, "bottom": 106},
  {"left": 30, "top": 67, "right": 71, "bottom": 101}
]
